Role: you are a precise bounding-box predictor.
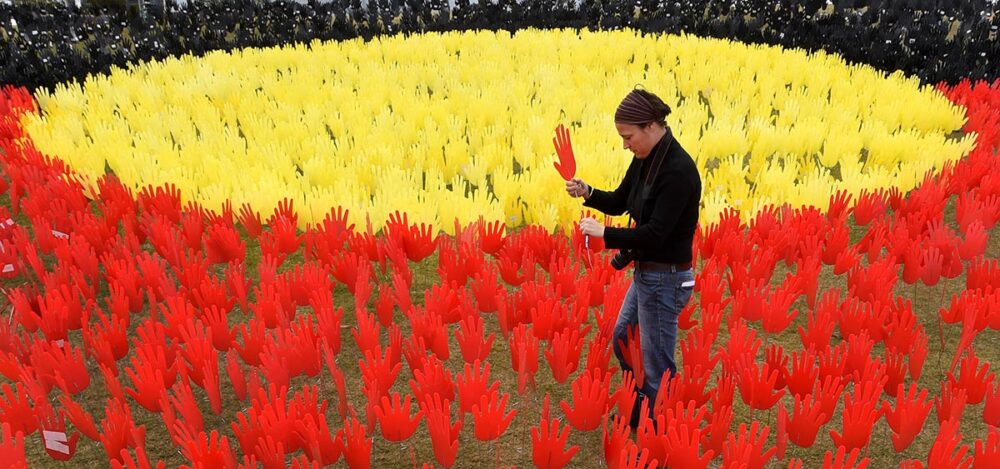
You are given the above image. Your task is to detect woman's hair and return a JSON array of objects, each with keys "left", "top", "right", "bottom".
[
  {"left": 614, "top": 86, "right": 672, "bottom": 127},
  {"left": 633, "top": 88, "right": 671, "bottom": 127}
]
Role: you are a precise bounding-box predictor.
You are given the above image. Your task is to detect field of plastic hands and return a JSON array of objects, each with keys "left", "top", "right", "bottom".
[
  {"left": 21, "top": 31, "right": 975, "bottom": 233},
  {"left": 0, "top": 78, "right": 999, "bottom": 469}
]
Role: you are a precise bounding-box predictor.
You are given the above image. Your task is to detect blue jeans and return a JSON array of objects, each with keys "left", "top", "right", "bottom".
[{"left": 612, "top": 267, "right": 695, "bottom": 417}]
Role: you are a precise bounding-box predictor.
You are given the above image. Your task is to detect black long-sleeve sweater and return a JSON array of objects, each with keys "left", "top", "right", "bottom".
[{"left": 583, "top": 130, "right": 701, "bottom": 264}]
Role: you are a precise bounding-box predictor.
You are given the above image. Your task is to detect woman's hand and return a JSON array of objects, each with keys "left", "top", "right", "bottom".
[
  {"left": 579, "top": 217, "right": 605, "bottom": 238},
  {"left": 566, "top": 178, "right": 591, "bottom": 198}
]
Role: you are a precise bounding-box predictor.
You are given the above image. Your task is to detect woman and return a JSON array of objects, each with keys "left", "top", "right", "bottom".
[{"left": 566, "top": 87, "right": 701, "bottom": 428}]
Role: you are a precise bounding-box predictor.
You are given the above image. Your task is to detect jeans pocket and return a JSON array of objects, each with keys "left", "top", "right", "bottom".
[
  {"left": 675, "top": 272, "right": 695, "bottom": 311},
  {"left": 636, "top": 270, "right": 661, "bottom": 286}
]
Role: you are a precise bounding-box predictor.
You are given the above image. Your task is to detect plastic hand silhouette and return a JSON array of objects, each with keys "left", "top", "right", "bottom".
[
  {"left": 959, "top": 220, "right": 989, "bottom": 260},
  {"left": 40, "top": 341, "right": 90, "bottom": 396},
  {"left": 947, "top": 351, "right": 994, "bottom": 405},
  {"left": 736, "top": 359, "right": 785, "bottom": 411},
  {"left": 603, "top": 411, "right": 631, "bottom": 469},
  {"left": 821, "top": 446, "right": 870, "bottom": 469},
  {"left": 509, "top": 324, "right": 540, "bottom": 394},
  {"left": 829, "top": 400, "right": 881, "bottom": 451},
  {"left": 111, "top": 447, "right": 166, "bottom": 469},
  {"left": 177, "top": 429, "right": 236, "bottom": 469},
  {"left": 617, "top": 442, "right": 658, "bottom": 469},
  {"left": 58, "top": 395, "right": 100, "bottom": 441},
  {"left": 374, "top": 393, "right": 422, "bottom": 442},
  {"left": 85, "top": 302, "right": 130, "bottom": 365},
  {"left": 783, "top": 393, "right": 826, "bottom": 448},
  {"left": 294, "top": 413, "right": 344, "bottom": 466},
  {"left": 236, "top": 203, "right": 263, "bottom": 238},
  {"left": 409, "top": 356, "right": 455, "bottom": 408},
  {"left": 531, "top": 395, "right": 579, "bottom": 469},
  {"left": 560, "top": 369, "right": 612, "bottom": 431},
  {"left": 0, "top": 422, "right": 27, "bottom": 469},
  {"left": 545, "top": 327, "right": 585, "bottom": 384},
  {"left": 663, "top": 423, "right": 715, "bottom": 469},
  {"left": 352, "top": 311, "right": 382, "bottom": 358},
  {"left": 476, "top": 219, "right": 506, "bottom": 255},
  {"left": 123, "top": 344, "right": 176, "bottom": 413},
  {"left": 37, "top": 405, "right": 79, "bottom": 461},
  {"left": 853, "top": 189, "right": 887, "bottom": 226},
  {"left": 883, "top": 383, "right": 932, "bottom": 452},
  {"left": 455, "top": 313, "right": 494, "bottom": 364},
  {"left": 552, "top": 124, "right": 577, "bottom": 181},
  {"left": 927, "top": 418, "right": 972, "bottom": 469},
  {"left": 471, "top": 389, "right": 516, "bottom": 441},
  {"left": 985, "top": 379, "right": 1000, "bottom": 427},
  {"left": 584, "top": 335, "right": 614, "bottom": 377},
  {"left": 455, "top": 360, "right": 499, "bottom": 415},
  {"left": 341, "top": 415, "right": 372, "bottom": 469},
  {"left": 98, "top": 398, "right": 145, "bottom": 465},
  {"left": 921, "top": 246, "right": 944, "bottom": 287},
  {"left": 973, "top": 429, "right": 1000, "bottom": 468},
  {"left": 617, "top": 324, "right": 645, "bottom": 390},
  {"left": 165, "top": 378, "right": 205, "bottom": 439},
  {"left": 405, "top": 221, "right": 438, "bottom": 263},
  {"left": 421, "top": 393, "right": 461, "bottom": 468},
  {"left": 701, "top": 404, "right": 732, "bottom": 456},
  {"left": 723, "top": 421, "right": 775, "bottom": 469},
  {"left": 935, "top": 381, "right": 968, "bottom": 425}
]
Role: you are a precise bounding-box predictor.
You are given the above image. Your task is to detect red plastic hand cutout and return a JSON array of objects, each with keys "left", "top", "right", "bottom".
[{"left": 552, "top": 124, "right": 577, "bottom": 181}]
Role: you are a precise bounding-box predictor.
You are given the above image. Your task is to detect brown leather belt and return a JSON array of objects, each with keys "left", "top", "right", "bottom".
[{"left": 634, "top": 261, "right": 692, "bottom": 272}]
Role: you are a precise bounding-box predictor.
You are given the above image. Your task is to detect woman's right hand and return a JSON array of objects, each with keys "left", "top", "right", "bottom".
[{"left": 566, "top": 178, "right": 591, "bottom": 199}]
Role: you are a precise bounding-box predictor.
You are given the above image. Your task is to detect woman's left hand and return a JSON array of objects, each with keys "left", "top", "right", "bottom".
[{"left": 579, "top": 218, "right": 605, "bottom": 238}]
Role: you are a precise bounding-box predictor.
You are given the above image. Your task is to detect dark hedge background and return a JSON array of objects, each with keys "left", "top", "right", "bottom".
[{"left": 0, "top": 0, "right": 997, "bottom": 91}]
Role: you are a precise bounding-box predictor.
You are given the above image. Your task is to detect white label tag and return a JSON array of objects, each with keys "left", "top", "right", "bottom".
[
  {"left": 55, "top": 339, "right": 65, "bottom": 347},
  {"left": 43, "top": 430, "right": 69, "bottom": 454},
  {"left": 4, "top": 219, "right": 12, "bottom": 226},
  {"left": 51, "top": 230, "right": 69, "bottom": 239},
  {"left": 1, "top": 265, "right": 12, "bottom": 273},
  {"left": 681, "top": 280, "right": 695, "bottom": 288}
]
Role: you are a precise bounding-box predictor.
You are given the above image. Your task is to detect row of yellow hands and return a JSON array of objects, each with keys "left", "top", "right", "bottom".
[{"left": 23, "top": 29, "right": 973, "bottom": 232}]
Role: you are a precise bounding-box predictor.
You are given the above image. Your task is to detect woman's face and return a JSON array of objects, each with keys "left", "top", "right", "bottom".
[{"left": 615, "top": 122, "right": 661, "bottom": 159}]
